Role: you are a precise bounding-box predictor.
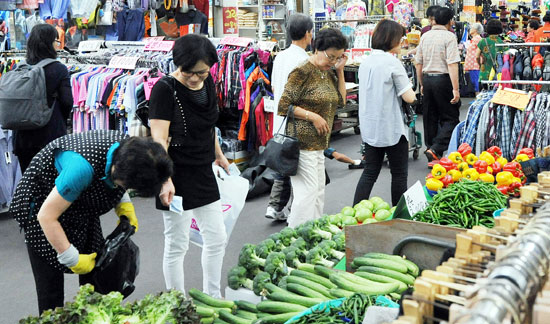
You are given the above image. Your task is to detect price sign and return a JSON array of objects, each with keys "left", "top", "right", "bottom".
[
  {"left": 145, "top": 36, "right": 165, "bottom": 42},
  {"left": 144, "top": 40, "right": 175, "bottom": 52},
  {"left": 403, "top": 181, "right": 429, "bottom": 216},
  {"left": 223, "top": 7, "right": 238, "bottom": 34},
  {"left": 491, "top": 88, "right": 531, "bottom": 110},
  {"left": 263, "top": 96, "right": 276, "bottom": 113},
  {"left": 108, "top": 56, "right": 140, "bottom": 70},
  {"left": 258, "top": 41, "right": 277, "bottom": 52},
  {"left": 220, "top": 36, "right": 253, "bottom": 47},
  {"left": 78, "top": 40, "right": 103, "bottom": 53},
  {"left": 351, "top": 48, "right": 372, "bottom": 61}
]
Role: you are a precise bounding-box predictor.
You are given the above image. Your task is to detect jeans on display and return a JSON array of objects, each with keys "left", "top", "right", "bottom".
[
  {"left": 26, "top": 244, "right": 94, "bottom": 314},
  {"left": 353, "top": 136, "right": 409, "bottom": 206},
  {"left": 267, "top": 172, "right": 291, "bottom": 212},
  {"left": 162, "top": 199, "right": 227, "bottom": 298},
  {"left": 287, "top": 150, "right": 325, "bottom": 228},
  {"left": 422, "top": 74, "right": 461, "bottom": 157}
]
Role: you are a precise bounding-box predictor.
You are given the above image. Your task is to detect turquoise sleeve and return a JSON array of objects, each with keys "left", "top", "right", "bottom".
[{"left": 54, "top": 150, "right": 94, "bottom": 203}]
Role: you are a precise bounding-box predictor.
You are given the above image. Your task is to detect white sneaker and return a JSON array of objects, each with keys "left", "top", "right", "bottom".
[{"left": 265, "top": 206, "right": 287, "bottom": 221}]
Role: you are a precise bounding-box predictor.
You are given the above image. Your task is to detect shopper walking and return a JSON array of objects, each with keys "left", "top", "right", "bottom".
[
  {"left": 476, "top": 19, "right": 504, "bottom": 82},
  {"left": 265, "top": 13, "right": 313, "bottom": 221},
  {"left": 421, "top": 5, "right": 441, "bottom": 35},
  {"left": 278, "top": 28, "right": 348, "bottom": 228},
  {"left": 464, "top": 23, "right": 483, "bottom": 95},
  {"left": 149, "top": 34, "right": 230, "bottom": 298},
  {"left": 415, "top": 6, "right": 461, "bottom": 162},
  {"left": 9, "top": 130, "right": 173, "bottom": 314},
  {"left": 353, "top": 20, "right": 416, "bottom": 207},
  {"left": 13, "top": 24, "right": 73, "bottom": 172}
]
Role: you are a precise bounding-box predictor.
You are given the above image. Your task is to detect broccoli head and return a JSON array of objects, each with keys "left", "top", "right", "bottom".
[
  {"left": 252, "top": 271, "right": 272, "bottom": 296},
  {"left": 282, "top": 245, "right": 306, "bottom": 268},
  {"left": 278, "top": 276, "right": 289, "bottom": 289},
  {"left": 306, "top": 246, "right": 335, "bottom": 268},
  {"left": 238, "top": 243, "right": 266, "bottom": 271},
  {"left": 264, "top": 251, "right": 290, "bottom": 283},
  {"left": 297, "top": 220, "right": 333, "bottom": 245},
  {"left": 255, "top": 238, "right": 276, "bottom": 258},
  {"left": 279, "top": 227, "right": 298, "bottom": 246},
  {"left": 268, "top": 232, "right": 288, "bottom": 250},
  {"left": 316, "top": 218, "right": 342, "bottom": 235},
  {"left": 291, "top": 237, "right": 308, "bottom": 252},
  {"left": 319, "top": 240, "right": 345, "bottom": 260},
  {"left": 228, "top": 266, "right": 254, "bottom": 290},
  {"left": 333, "top": 232, "right": 346, "bottom": 252}
]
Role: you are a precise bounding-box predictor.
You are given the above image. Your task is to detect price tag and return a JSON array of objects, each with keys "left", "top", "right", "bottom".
[
  {"left": 78, "top": 40, "right": 103, "bottom": 53},
  {"left": 220, "top": 36, "right": 253, "bottom": 47},
  {"left": 351, "top": 48, "right": 372, "bottom": 61},
  {"left": 491, "top": 88, "right": 531, "bottom": 110},
  {"left": 144, "top": 40, "right": 175, "bottom": 52},
  {"left": 263, "top": 96, "right": 276, "bottom": 113},
  {"left": 222, "top": 7, "right": 238, "bottom": 34},
  {"left": 145, "top": 36, "right": 165, "bottom": 42},
  {"left": 403, "top": 181, "right": 429, "bottom": 216},
  {"left": 108, "top": 56, "right": 140, "bottom": 70},
  {"left": 258, "top": 41, "right": 277, "bottom": 52}
]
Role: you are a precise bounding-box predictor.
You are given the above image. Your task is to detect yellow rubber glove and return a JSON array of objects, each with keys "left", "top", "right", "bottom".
[
  {"left": 115, "top": 202, "right": 138, "bottom": 232},
  {"left": 69, "top": 253, "right": 97, "bottom": 274}
]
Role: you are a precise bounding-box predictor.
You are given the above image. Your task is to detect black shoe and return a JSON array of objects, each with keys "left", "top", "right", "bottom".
[{"left": 424, "top": 149, "right": 440, "bottom": 162}]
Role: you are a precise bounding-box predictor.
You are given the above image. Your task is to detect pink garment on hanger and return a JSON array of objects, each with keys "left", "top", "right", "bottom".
[{"left": 386, "top": 0, "right": 399, "bottom": 13}]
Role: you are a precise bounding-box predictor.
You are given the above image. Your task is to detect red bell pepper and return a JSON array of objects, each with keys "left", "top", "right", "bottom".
[
  {"left": 474, "top": 160, "right": 488, "bottom": 173},
  {"left": 441, "top": 174, "right": 453, "bottom": 187},
  {"left": 426, "top": 173, "right": 434, "bottom": 180},
  {"left": 497, "top": 186, "right": 509, "bottom": 195},
  {"left": 458, "top": 143, "right": 472, "bottom": 157},
  {"left": 487, "top": 146, "right": 502, "bottom": 158},
  {"left": 509, "top": 182, "right": 522, "bottom": 197},
  {"left": 503, "top": 162, "right": 522, "bottom": 177},
  {"left": 428, "top": 160, "right": 440, "bottom": 169},
  {"left": 519, "top": 148, "right": 535, "bottom": 159},
  {"left": 439, "top": 157, "right": 456, "bottom": 171},
  {"left": 491, "top": 162, "right": 502, "bottom": 175}
]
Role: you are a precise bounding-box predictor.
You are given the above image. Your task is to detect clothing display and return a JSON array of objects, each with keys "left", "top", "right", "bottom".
[
  {"left": 175, "top": 9, "right": 208, "bottom": 35},
  {"left": 392, "top": 1, "right": 413, "bottom": 27},
  {"left": 0, "top": 127, "right": 21, "bottom": 208}
]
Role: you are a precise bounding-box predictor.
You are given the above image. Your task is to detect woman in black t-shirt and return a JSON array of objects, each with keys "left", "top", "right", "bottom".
[{"left": 149, "top": 34, "right": 230, "bottom": 298}]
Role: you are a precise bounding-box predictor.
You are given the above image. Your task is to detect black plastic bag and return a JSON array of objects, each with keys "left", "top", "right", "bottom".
[{"left": 90, "top": 216, "right": 139, "bottom": 298}]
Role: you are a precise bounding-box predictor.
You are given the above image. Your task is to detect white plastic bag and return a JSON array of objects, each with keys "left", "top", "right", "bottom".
[{"left": 190, "top": 163, "right": 248, "bottom": 247}]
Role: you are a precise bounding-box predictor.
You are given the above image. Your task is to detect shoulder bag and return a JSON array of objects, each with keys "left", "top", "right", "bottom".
[{"left": 264, "top": 105, "right": 300, "bottom": 177}]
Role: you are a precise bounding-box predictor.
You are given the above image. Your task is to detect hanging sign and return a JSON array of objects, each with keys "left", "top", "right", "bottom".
[
  {"left": 263, "top": 97, "right": 276, "bottom": 113},
  {"left": 403, "top": 181, "right": 429, "bottom": 217},
  {"left": 220, "top": 36, "right": 253, "bottom": 47},
  {"left": 223, "top": 7, "right": 238, "bottom": 34},
  {"left": 351, "top": 48, "right": 372, "bottom": 61},
  {"left": 78, "top": 40, "right": 103, "bottom": 53},
  {"left": 108, "top": 56, "right": 140, "bottom": 70},
  {"left": 258, "top": 41, "right": 278, "bottom": 52},
  {"left": 144, "top": 36, "right": 165, "bottom": 42},
  {"left": 491, "top": 88, "right": 531, "bottom": 110},
  {"left": 144, "top": 40, "right": 175, "bottom": 52}
]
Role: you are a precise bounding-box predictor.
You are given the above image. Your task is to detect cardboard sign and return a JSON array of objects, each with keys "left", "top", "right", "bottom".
[
  {"left": 403, "top": 181, "right": 429, "bottom": 216},
  {"left": 491, "top": 88, "right": 531, "bottom": 110},
  {"left": 220, "top": 36, "right": 253, "bottom": 47},
  {"left": 223, "top": 7, "right": 238, "bottom": 34},
  {"left": 144, "top": 40, "right": 174, "bottom": 52},
  {"left": 78, "top": 40, "right": 103, "bottom": 52},
  {"left": 108, "top": 56, "right": 140, "bottom": 70}
]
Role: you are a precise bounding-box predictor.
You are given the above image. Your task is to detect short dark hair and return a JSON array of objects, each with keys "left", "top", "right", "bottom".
[
  {"left": 529, "top": 19, "right": 541, "bottom": 29},
  {"left": 426, "top": 5, "right": 440, "bottom": 18},
  {"left": 173, "top": 34, "right": 218, "bottom": 72},
  {"left": 486, "top": 19, "right": 503, "bottom": 35},
  {"left": 372, "top": 20, "right": 406, "bottom": 52},
  {"left": 544, "top": 11, "right": 550, "bottom": 22},
  {"left": 112, "top": 137, "right": 173, "bottom": 197},
  {"left": 287, "top": 13, "right": 313, "bottom": 41},
  {"left": 313, "top": 28, "right": 348, "bottom": 52},
  {"left": 434, "top": 7, "right": 454, "bottom": 25},
  {"left": 26, "top": 24, "right": 58, "bottom": 65}
]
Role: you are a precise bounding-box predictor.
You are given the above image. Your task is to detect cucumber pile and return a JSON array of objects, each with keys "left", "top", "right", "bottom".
[{"left": 351, "top": 253, "right": 419, "bottom": 293}]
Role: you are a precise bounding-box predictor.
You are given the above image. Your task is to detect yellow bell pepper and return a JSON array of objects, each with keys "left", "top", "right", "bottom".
[
  {"left": 496, "top": 171, "right": 513, "bottom": 186},
  {"left": 465, "top": 153, "right": 478, "bottom": 165},
  {"left": 487, "top": 166, "right": 493, "bottom": 175},
  {"left": 457, "top": 162, "right": 469, "bottom": 173},
  {"left": 426, "top": 178, "right": 444, "bottom": 191},
  {"left": 431, "top": 164, "right": 446, "bottom": 180},
  {"left": 447, "top": 169, "right": 462, "bottom": 182},
  {"left": 514, "top": 154, "right": 529, "bottom": 163},
  {"left": 496, "top": 157, "right": 508, "bottom": 166},
  {"left": 479, "top": 173, "right": 495, "bottom": 183},
  {"left": 479, "top": 151, "right": 496, "bottom": 165},
  {"left": 462, "top": 168, "right": 479, "bottom": 181},
  {"left": 448, "top": 152, "right": 463, "bottom": 164},
  {"left": 512, "top": 177, "right": 522, "bottom": 183}
]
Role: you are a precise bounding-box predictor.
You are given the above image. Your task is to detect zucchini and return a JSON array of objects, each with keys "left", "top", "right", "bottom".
[
  {"left": 357, "top": 266, "right": 415, "bottom": 285},
  {"left": 190, "top": 288, "right": 236, "bottom": 309},
  {"left": 196, "top": 306, "right": 216, "bottom": 318},
  {"left": 266, "top": 291, "right": 324, "bottom": 307},
  {"left": 352, "top": 257, "right": 408, "bottom": 273},
  {"left": 389, "top": 292, "right": 402, "bottom": 300},
  {"left": 329, "top": 288, "right": 355, "bottom": 298},
  {"left": 257, "top": 312, "right": 272, "bottom": 318},
  {"left": 289, "top": 269, "right": 337, "bottom": 289},
  {"left": 214, "top": 319, "right": 229, "bottom": 324},
  {"left": 193, "top": 299, "right": 234, "bottom": 314},
  {"left": 287, "top": 276, "right": 332, "bottom": 297},
  {"left": 235, "top": 300, "right": 258, "bottom": 313},
  {"left": 201, "top": 317, "right": 215, "bottom": 324},
  {"left": 265, "top": 283, "right": 287, "bottom": 294},
  {"left": 257, "top": 312, "right": 302, "bottom": 324},
  {"left": 235, "top": 310, "right": 258, "bottom": 320},
  {"left": 354, "top": 271, "right": 407, "bottom": 293},
  {"left": 329, "top": 273, "right": 398, "bottom": 295},
  {"left": 256, "top": 301, "right": 308, "bottom": 313},
  {"left": 363, "top": 253, "right": 419, "bottom": 277},
  {"left": 286, "top": 283, "right": 327, "bottom": 299},
  {"left": 219, "top": 309, "right": 253, "bottom": 324},
  {"left": 313, "top": 265, "right": 336, "bottom": 278},
  {"left": 296, "top": 263, "right": 315, "bottom": 273}
]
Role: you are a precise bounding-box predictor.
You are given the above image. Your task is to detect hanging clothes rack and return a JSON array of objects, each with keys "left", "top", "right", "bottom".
[{"left": 481, "top": 80, "right": 550, "bottom": 85}]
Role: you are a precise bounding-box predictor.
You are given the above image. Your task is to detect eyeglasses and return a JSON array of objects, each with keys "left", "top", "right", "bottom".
[
  {"left": 54, "top": 39, "right": 61, "bottom": 45},
  {"left": 182, "top": 70, "right": 210, "bottom": 78},
  {"left": 324, "top": 51, "right": 341, "bottom": 63}
]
